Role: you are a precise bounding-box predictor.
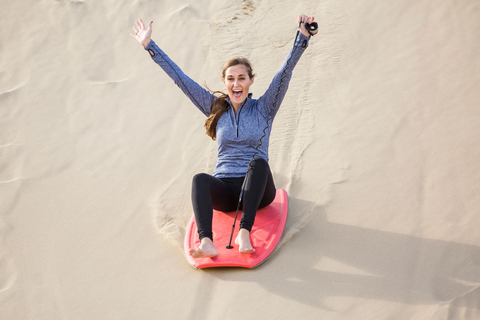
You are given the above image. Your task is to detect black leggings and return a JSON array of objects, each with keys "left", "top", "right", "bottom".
[{"left": 191, "top": 158, "right": 276, "bottom": 241}]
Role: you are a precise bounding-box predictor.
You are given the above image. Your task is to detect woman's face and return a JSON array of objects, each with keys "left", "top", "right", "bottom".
[{"left": 223, "top": 64, "right": 254, "bottom": 109}]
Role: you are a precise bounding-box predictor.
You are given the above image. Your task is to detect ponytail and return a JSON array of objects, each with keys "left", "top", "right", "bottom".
[{"left": 204, "top": 91, "right": 230, "bottom": 140}]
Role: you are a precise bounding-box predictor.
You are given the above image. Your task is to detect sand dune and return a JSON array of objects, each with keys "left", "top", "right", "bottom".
[{"left": 1, "top": 0, "right": 480, "bottom": 319}]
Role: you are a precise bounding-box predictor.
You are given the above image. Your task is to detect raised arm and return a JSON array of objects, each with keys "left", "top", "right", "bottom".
[
  {"left": 131, "top": 19, "right": 213, "bottom": 117},
  {"left": 257, "top": 14, "right": 315, "bottom": 119}
]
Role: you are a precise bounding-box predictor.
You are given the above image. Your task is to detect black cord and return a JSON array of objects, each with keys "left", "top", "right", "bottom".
[
  {"left": 305, "top": 21, "right": 318, "bottom": 36},
  {"left": 226, "top": 29, "right": 305, "bottom": 249}
]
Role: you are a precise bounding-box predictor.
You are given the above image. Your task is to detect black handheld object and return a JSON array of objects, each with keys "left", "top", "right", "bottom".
[{"left": 304, "top": 21, "right": 318, "bottom": 36}]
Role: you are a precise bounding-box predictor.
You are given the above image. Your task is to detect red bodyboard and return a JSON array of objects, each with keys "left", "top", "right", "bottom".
[{"left": 184, "top": 189, "right": 288, "bottom": 269}]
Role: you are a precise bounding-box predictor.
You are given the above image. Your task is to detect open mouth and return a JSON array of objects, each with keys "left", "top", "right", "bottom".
[{"left": 233, "top": 88, "right": 242, "bottom": 99}]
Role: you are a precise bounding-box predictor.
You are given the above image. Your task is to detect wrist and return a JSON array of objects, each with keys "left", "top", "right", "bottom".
[
  {"left": 300, "top": 30, "right": 310, "bottom": 38},
  {"left": 141, "top": 38, "right": 151, "bottom": 48}
]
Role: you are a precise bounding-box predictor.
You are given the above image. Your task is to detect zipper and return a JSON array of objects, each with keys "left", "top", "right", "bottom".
[{"left": 234, "top": 99, "right": 248, "bottom": 138}]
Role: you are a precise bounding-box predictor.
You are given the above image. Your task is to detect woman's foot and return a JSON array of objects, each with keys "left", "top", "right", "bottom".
[
  {"left": 235, "top": 228, "right": 255, "bottom": 254},
  {"left": 189, "top": 237, "right": 218, "bottom": 258}
]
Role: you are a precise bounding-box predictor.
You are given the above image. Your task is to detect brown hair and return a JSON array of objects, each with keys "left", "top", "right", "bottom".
[{"left": 204, "top": 57, "right": 255, "bottom": 140}]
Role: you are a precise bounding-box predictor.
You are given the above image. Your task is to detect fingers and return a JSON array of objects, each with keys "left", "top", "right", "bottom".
[
  {"left": 130, "top": 24, "right": 140, "bottom": 38},
  {"left": 138, "top": 18, "right": 145, "bottom": 29},
  {"left": 135, "top": 18, "right": 146, "bottom": 32},
  {"left": 131, "top": 18, "right": 150, "bottom": 36},
  {"left": 298, "top": 13, "right": 315, "bottom": 25},
  {"left": 143, "top": 20, "right": 152, "bottom": 34}
]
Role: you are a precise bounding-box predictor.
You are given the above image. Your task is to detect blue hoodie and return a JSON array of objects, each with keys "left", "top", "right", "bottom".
[{"left": 145, "top": 32, "right": 310, "bottom": 178}]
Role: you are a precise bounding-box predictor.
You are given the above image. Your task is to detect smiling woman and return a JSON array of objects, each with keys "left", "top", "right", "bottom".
[
  {"left": 131, "top": 14, "right": 314, "bottom": 258},
  {"left": 205, "top": 57, "right": 255, "bottom": 140},
  {"left": 223, "top": 59, "right": 255, "bottom": 111}
]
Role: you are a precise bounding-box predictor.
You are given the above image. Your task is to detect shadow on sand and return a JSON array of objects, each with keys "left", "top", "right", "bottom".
[{"left": 198, "top": 197, "right": 480, "bottom": 312}]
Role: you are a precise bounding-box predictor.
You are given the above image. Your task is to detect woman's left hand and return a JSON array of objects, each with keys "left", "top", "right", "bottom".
[
  {"left": 131, "top": 18, "right": 153, "bottom": 48},
  {"left": 298, "top": 14, "right": 315, "bottom": 37}
]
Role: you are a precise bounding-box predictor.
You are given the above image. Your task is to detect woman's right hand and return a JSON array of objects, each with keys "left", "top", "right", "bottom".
[
  {"left": 298, "top": 14, "right": 315, "bottom": 38},
  {"left": 131, "top": 18, "right": 152, "bottom": 48}
]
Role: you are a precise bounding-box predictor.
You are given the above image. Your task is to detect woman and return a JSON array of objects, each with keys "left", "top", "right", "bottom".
[{"left": 132, "top": 14, "right": 314, "bottom": 258}]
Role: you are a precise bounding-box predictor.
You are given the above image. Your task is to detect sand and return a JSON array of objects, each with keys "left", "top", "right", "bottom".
[{"left": 1, "top": 0, "right": 480, "bottom": 319}]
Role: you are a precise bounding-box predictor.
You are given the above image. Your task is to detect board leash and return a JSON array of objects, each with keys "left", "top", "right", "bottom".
[{"left": 226, "top": 21, "right": 317, "bottom": 249}]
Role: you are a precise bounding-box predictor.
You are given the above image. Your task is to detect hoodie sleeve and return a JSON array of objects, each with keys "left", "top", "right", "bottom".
[
  {"left": 257, "top": 32, "right": 310, "bottom": 120},
  {"left": 145, "top": 40, "right": 213, "bottom": 117}
]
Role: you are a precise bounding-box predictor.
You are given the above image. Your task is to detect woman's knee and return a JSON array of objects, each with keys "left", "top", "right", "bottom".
[
  {"left": 192, "top": 173, "right": 212, "bottom": 189},
  {"left": 248, "top": 157, "right": 269, "bottom": 171},
  {"left": 260, "top": 187, "right": 276, "bottom": 208}
]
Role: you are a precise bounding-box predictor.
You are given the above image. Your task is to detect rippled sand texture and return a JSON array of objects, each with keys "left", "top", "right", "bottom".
[{"left": 1, "top": 0, "right": 479, "bottom": 319}]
